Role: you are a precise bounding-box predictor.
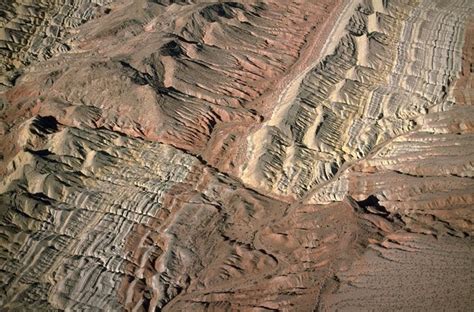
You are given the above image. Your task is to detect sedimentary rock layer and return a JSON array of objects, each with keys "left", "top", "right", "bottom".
[
  {"left": 0, "top": 0, "right": 473, "bottom": 311},
  {"left": 0, "top": 0, "right": 114, "bottom": 88}
]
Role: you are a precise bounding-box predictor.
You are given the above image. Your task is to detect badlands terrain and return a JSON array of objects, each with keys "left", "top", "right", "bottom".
[{"left": 0, "top": 0, "right": 473, "bottom": 310}]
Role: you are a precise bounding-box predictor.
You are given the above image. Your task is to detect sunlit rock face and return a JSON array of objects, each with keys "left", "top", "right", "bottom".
[{"left": 0, "top": 0, "right": 473, "bottom": 311}]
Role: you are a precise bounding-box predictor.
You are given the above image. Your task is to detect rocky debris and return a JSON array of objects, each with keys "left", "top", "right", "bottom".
[{"left": 0, "top": 0, "right": 473, "bottom": 311}]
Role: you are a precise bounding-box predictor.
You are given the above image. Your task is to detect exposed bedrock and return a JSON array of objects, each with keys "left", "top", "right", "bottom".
[
  {"left": 0, "top": 0, "right": 115, "bottom": 88},
  {"left": 242, "top": 0, "right": 471, "bottom": 199},
  {"left": 0, "top": 0, "right": 473, "bottom": 311}
]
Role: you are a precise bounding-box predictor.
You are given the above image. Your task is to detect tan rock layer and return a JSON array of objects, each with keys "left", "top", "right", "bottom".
[{"left": 0, "top": 0, "right": 114, "bottom": 88}]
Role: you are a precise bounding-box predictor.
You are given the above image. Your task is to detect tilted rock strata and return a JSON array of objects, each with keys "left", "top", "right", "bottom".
[
  {"left": 242, "top": 0, "right": 470, "bottom": 199},
  {"left": 0, "top": 0, "right": 473, "bottom": 311},
  {"left": 0, "top": 0, "right": 114, "bottom": 88},
  {"left": 0, "top": 118, "right": 198, "bottom": 310},
  {"left": 0, "top": 117, "right": 386, "bottom": 310}
]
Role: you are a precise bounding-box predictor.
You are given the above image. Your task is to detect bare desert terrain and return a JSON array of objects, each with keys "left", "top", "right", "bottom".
[{"left": 0, "top": 0, "right": 473, "bottom": 310}]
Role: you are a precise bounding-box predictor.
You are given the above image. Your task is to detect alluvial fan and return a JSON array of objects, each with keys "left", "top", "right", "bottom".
[{"left": 0, "top": 0, "right": 473, "bottom": 311}]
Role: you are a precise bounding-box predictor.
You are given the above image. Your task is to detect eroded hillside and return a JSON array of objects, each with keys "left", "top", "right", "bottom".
[{"left": 0, "top": 0, "right": 473, "bottom": 311}]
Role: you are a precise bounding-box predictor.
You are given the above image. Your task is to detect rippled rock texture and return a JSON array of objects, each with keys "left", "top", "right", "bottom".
[{"left": 0, "top": 0, "right": 473, "bottom": 311}]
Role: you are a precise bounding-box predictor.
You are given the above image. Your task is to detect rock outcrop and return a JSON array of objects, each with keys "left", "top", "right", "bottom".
[{"left": 0, "top": 0, "right": 473, "bottom": 311}]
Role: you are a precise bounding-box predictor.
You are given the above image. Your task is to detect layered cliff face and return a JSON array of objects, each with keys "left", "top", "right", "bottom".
[{"left": 0, "top": 0, "right": 473, "bottom": 311}]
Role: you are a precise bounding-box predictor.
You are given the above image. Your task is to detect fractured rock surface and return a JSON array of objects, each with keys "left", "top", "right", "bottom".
[{"left": 0, "top": 0, "right": 473, "bottom": 311}]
